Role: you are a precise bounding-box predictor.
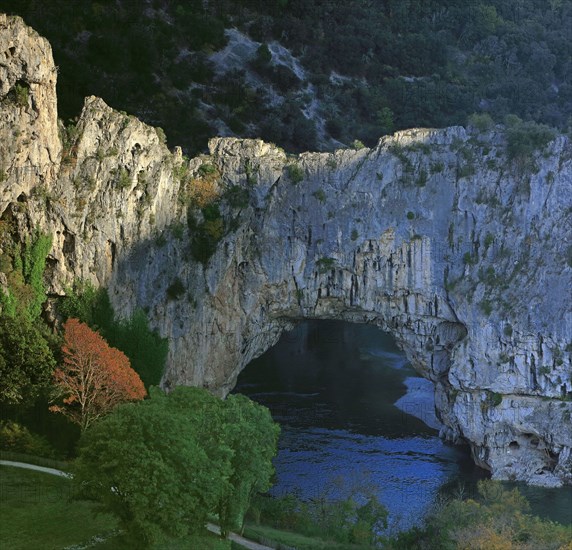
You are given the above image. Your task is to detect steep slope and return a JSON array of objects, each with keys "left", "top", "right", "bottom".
[{"left": 1, "top": 15, "right": 571, "bottom": 487}]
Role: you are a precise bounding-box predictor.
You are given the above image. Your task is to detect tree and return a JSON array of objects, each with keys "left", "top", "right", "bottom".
[
  {"left": 0, "top": 313, "right": 56, "bottom": 404},
  {"left": 218, "top": 394, "right": 280, "bottom": 537},
  {"left": 73, "top": 387, "right": 234, "bottom": 547},
  {"left": 50, "top": 319, "right": 146, "bottom": 430},
  {"left": 58, "top": 282, "right": 168, "bottom": 388},
  {"left": 106, "top": 310, "right": 168, "bottom": 389}
]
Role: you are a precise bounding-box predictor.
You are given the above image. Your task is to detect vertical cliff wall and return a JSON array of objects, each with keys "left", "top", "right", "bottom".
[{"left": 1, "top": 15, "right": 571, "bottom": 487}]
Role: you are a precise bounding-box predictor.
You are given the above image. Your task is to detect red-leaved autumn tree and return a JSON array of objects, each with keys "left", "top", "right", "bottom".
[{"left": 50, "top": 318, "right": 146, "bottom": 430}]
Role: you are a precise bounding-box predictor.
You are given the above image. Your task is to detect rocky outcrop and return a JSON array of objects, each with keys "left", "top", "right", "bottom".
[
  {"left": 1, "top": 15, "right": 571, "bottom": 487},
  {"left": 0, "top": 14, "right": 61, "bottom": 211}
]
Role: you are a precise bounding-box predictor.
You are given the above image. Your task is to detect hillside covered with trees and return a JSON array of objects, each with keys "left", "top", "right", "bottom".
[{"left": 1, "top": 0, "right": 571, "bottom": 154}]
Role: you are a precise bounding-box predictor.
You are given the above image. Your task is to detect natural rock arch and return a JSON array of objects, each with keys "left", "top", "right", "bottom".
[
  {"left": 108, "top": 134, "right": 571, "bottom": 487},
  {"left": 0, "top": 15, "right": 570, "bottom": 486}
]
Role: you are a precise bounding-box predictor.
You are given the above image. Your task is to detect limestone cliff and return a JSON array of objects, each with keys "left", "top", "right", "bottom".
[{"left": 1, "top": 15, "right": 571, "bottom": 487}]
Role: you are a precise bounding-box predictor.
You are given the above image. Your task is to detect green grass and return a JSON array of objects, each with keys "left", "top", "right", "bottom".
[
  {"left": 0, "top": 466, "right": 117, "bottom": 550},
  {"left": 0, "top": 466, "right": 254, "bottom": 549},
  {"left": 96, "top": 532, "right": 233, "bottom": 549},
  {"left": 244, "top": 524, "right": 369, "bottom": 550}
]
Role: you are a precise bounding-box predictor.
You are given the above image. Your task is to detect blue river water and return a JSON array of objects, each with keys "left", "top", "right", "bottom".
[{"left": 234, "top": 320, "right": 572, "bottom": 533}]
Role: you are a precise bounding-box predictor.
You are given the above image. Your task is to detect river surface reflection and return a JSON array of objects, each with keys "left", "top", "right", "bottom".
[{"left": 234, "top": 320, "right": 572, "bottom": 532}]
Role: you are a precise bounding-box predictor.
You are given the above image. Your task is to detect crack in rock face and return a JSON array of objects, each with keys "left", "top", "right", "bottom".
[{"left": 1, "top": 15, "right": 571, "bottom": 487}]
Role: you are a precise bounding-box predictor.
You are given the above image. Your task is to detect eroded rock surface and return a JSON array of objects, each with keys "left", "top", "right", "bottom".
[{"left": 1, "top": 15, "right": 571, "bottom": 487}]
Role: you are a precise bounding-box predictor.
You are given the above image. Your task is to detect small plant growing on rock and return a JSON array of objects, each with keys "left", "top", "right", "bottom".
[
  {"left": 224, "top": 185, "right": 250, "bottom": 208},
  {"left": 479, "top": 299, "right": 493, "bottom": 315},
  {"left": 116, "top": 168, "right": 131, "bottom": 190},
  {"left": 484, "top": 233, "right": 495, "bottom": 250},
  {"left": 416, "top": 169, "right": 428, "bottom": 187},
  {"left": 312, "top": 189, "right": 326, "bottom": 202},
  {"left": 491, "top": 392, "right": 503, "bottom": 407},
  {"left": 12, "top": 83, "right": 29, "bottom": 107},
  {"left": 463, "top": 252, "right": 477, "bottom": 265},
  {"left": 166, "top": 278, "right": 186, "bottom": 300},
  {"left": 155, "top": 126, "right": 167, "bottom": 145},
  {"left": 170, "top": 222, "right": 185, "bottom": 240},
  {"left": 316, "top": 257, "right": 335, "bottom": 273},
  {"left": 430, "top": 161, "right": 444, "bottom": 174},
  {"left": 287, "top": 163, "right": 304, "bottom": 184},
  {"left": 198, "top": 163, "right": 217, "bottom": 177}
]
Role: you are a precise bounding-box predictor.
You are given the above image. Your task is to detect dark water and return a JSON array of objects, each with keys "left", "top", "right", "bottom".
[{"left": 234, "top": 320, "right": 572, "bottom": 532}]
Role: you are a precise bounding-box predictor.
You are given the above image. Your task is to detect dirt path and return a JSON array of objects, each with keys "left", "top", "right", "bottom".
[
  {"left": 1, "top": 461, "right": 274, "bottom": 550},
  {"left": 0, "top": 459, "right": 71, "bottom": 478}
]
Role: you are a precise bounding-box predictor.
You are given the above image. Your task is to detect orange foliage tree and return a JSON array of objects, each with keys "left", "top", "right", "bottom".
[{"left": 50, "top": 318, "right": 146, "bottom": 430}]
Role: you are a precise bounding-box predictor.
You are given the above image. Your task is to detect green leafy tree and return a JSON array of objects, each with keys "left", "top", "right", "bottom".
[
  {"left": 388, "top": 479, "right": 571, "bottom": 549},
  {"left": 107, "top": 310, "right": 169, "bottom": 388},
  {"left": 59, "top": 282, "right": 167, "bottom": 388},
  {"left": 72, "top": 387, "right": 233, "bottom": 547},
  {"left": 218, "top": 394, "right": 280, "bottom": 537},
  {"left": 0, "top": 313, "right": 56, "bottom": 404},
  {"left": 21, "top": 229, "right": 52, "bottom": 319}
]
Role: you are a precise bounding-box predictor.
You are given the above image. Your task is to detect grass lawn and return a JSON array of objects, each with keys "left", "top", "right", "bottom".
[
  {"left": 96, "top": 532, "right": 234, "bottom": 549},
  {"left": 0, "top": 465, "right": 117, "bottom": 550},
  {"left": 0, "top": 465, "right": 252, "bottom": 549}
]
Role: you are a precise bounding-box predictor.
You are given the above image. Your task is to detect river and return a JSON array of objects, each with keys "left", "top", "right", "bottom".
[{"left": 234, "top": 320, "right": 572, "bottom": 533}]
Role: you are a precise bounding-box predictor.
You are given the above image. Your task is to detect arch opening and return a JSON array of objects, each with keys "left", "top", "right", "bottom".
[{"left": 233, "top": 319, "right": 478, "bottom": 531}]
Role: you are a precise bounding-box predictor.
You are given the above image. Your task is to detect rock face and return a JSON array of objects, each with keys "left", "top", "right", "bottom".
[
  {"left": 1, "top": 15, "right": 571, "bottom": 487},
  {"left": 0, "top": 14, "right": 61, "bottom": 211}
]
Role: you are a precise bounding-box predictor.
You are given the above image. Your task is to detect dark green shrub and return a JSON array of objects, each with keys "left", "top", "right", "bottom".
[
  {"left": 468, "top": 112, "right": 494, "bottom": 132},
  {"left": 505, "top": 116, "right": 556, "bottom": 161},
  {"left": 480, "top": 299, "right": 493, "bottom": 315},
  {"left": 484, "top": 233, "right": 495, "bottom": 249},
  {"left": 202, "top": 202, "right": 221, "bottom": 221},
  {"left": 457, "top": 163, "right": 475, "bottom": 179},
  {"left": 171, "top": 222, "right": 185, "bottom": 240},
  {"left": 166, "top": 278, "right": 186, "bottom": 300},
  {"left": 463, "top": 252, "right": 476, "bottom": 265},
  {"left": 198, "top": 163, "right": 217, "bottom": 177},
  {"left": 224, "top": 185, "right": 250, "bottom": 208},
  {"left": 316, "top": 257, "right": 335, "bottom": 273},
  {"left": 11, "top": 82, "right": 29, "bottom": 107},
  {"left": 256, "top": 43, "right": 272, "bottom": 64},
  {"left": 416, "top": 169, "right": 428, "bottom": 187},
  {"left": 155, "top": 127, "right": 167, "bottom": 144},
  {"left": 116, "top": 168, "right": 131, "bottom": 189},
  {"left": 312, "top": 189, "right": 326, "bottom": 202},
  {"left": 286, "top": 163, "right": 304, "bottom": 184},
  {"left": 188, "top": 203, "right": 225, "bottom": 263},
  {"left": 0, "top": 421, "right": 56, "bottom": 458},
  {"left": 491, "top": 392, "right": 503, "bottom": 407}
]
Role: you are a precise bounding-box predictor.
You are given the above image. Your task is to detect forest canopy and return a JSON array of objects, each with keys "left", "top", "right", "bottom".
[{"left": 0, "top": 0, "right": 569, "bottom": 154}]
